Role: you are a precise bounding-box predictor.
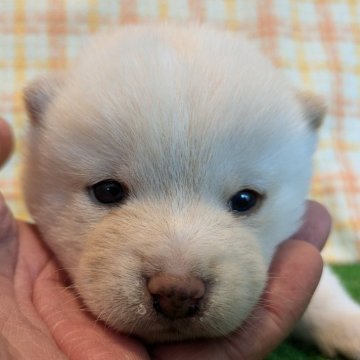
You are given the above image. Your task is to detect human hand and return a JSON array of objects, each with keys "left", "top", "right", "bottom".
[
  {"left": 152, "top": 200, "right": 331, "bottom": 360},
  {"left": 0, "top": 118, "right": 330, "bottom": 360}
]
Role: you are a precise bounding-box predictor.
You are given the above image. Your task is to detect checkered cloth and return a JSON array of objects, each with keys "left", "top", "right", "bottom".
[{"left": 0, "top": 0, "right": 359, "bottom": 262}]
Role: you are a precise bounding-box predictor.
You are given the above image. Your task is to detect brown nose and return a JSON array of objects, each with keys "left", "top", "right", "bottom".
[{"left": 147, "top": 274, "right": 206, "bottom": 319}]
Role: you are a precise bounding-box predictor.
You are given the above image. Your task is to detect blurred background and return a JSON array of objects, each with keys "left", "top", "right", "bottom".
[{"left": 0, "top": 1, "right": 359, "bottom": 358}]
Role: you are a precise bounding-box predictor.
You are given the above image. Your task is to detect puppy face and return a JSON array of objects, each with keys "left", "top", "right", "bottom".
[{"left": 23, "top": 25, "right": 323, "bottom": 342}]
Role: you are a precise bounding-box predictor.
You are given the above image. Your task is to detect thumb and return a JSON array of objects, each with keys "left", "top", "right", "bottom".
[
  {"left": 0, "top": 119, "right": 14, "bottom": 167},
  {"left": 0, "top": 193, "right": 18, "bottom": 279}
]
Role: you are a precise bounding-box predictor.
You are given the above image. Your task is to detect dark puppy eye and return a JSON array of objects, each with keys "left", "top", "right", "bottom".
[
  {"left": 228, "top": 189, "right": 261, "bottom": 214},
  {"left": 90, "top": 180, "right": 127, "bottom": 205}
]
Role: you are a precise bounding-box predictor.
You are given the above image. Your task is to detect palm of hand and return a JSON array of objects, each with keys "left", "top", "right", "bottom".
[{"left": 0, "top": 205, "right": 149, "bottom": 360}]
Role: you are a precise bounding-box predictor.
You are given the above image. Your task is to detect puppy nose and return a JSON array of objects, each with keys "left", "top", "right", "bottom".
[{"left": 147, "top": 274, "right": 205, "bottom": 319}]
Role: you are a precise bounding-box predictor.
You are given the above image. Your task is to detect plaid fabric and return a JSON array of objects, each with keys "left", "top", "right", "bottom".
[{"left": 0, "top": 0, "right": 359, "bottom": 262}]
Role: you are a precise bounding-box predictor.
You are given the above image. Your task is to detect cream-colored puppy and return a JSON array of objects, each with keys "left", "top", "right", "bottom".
[{"left": 23, "top": 24, "right": 360, "bottom": 358}]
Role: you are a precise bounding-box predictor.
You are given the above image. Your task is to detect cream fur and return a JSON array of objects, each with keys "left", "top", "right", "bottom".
[{"left": 22, "top": 24, "right": 359, "bottom": 357}]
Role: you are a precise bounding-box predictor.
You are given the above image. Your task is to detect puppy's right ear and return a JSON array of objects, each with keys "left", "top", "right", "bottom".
[{"left": 23, "top": 73, "right": 64, "bottom": 125}]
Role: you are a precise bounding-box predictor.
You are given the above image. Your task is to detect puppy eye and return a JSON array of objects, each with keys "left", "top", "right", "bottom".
[
  {"left": 228, "top": 189, "right": 261, "bottom": 214},
  {"left": 89, "top": 180, "right": 127, "bottom": 205}
]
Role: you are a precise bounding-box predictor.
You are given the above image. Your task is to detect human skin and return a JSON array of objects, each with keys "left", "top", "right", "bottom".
[{"left": 0, "top": 118, "right": 330, "bottom": 360}]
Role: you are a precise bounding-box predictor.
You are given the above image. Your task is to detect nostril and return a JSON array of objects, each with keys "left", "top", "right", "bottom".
[
  {"left": 147, "top": 273, "right": 205, "bottom": 319},
  {"left": 152, "top": 295, "right": 200, "bottom": 318}
]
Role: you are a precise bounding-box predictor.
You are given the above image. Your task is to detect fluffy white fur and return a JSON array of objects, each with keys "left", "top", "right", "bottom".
[{"left": 22, "top": 24, "right": 360, "bottom": 357}]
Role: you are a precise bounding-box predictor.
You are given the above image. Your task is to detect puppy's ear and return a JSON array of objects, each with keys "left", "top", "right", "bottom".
[
  {"left": 23, "top": 73, "right": 64, "bottom": 125},
  {"left": 297, "top": 91, "right": 326, "bottom": 130}
]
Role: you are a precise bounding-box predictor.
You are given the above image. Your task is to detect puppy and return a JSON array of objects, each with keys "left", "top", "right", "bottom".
[{"left": 23, "top": 24, "right": 360, "bottom": 358}]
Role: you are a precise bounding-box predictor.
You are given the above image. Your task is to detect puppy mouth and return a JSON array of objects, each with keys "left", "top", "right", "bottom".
[
  {"left": 134, "top": 312, "right": 211, "bottom": 342},
  {"left": 127, "top": 276, "right": 212, "bottom": 341}
]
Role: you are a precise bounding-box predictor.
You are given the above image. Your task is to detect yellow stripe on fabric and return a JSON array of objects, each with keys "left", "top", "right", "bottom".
[
  {"left": 224, "top": 0, "right": 238, "bottom": 30},
  {"left": 88, "top": 0, "right": 99, "bottom": 32},
  {"left": 290, "top": 2, "right": 311, "bottom": 87},
  {"left": 277, "top": 58, "right": 360, "bottom": 77},
  {"left": 348, "top": 0, "right": 360, "bottom": 72},
  {"left": 158, "top": 0, "right": 169, "bottom": 19},
  {"left": 318, "top": 140, "right": 360, "bottom": 151},
  {"left": 14, "top": 0, "right": 26, "bottom": 125},
  {"left": 13, "top": 0, "right": 28, "bottom": 220}
]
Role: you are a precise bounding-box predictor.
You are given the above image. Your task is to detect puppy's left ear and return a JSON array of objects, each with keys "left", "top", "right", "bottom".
[
  {"left": 297, "top": 91, "right": 326, "bottom": 130},
  {"left": 23, "top": 73, "right": 64, "bottom": 125}
]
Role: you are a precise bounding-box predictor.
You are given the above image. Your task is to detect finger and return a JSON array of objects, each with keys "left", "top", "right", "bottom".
[
  {"left": 0, "top": 119, "right": 14, "bottom": 167},
  {"left": 0, "top": 221, "right": 67, "bottom": 360},
  {"left": 227, "top": 239, "right": 323, "bottom": 360},
  {"left": 153, "top": 241, "right": 324, "bottom": 360},
  {"left": 6, "top": 222, "right": 145, "bottom": 360},
  {"left": 292, "top": 200, "right": 331, "bottom": 250},
  {"left": 33, "top": 260, "right": 150, "bottom": 360},
  {"left": 0, "top": 193, "right": 18, "bottom": 279}
]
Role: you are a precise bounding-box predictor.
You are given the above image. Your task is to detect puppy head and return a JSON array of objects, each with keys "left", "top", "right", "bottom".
[{"left": 23, "top": 25, "right": 325, "bottom": 342}]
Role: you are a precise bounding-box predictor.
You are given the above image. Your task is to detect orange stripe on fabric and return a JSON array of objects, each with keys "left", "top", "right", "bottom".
[
  {"left": 256, "top": 0, "right": 281, "bottom": 63},
  {"left": 119, "top": 0, "right": 138, "bottom": 24},
  {"left": 188, "top": 0, "right": 205, "bottom": 22},
  {"left": 48, "top": 0, "right": 67, "bottom": 69},
  {"left": 312, "top": 183, "right": 360, "bottom": 194},
  {"left": 314, "top": 173, "right": 360, "bottom": 182}
]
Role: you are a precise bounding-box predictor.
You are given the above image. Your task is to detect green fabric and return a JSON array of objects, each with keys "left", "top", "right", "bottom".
[{"left": 269, "top": 264, "right": 360, "bottom": 360}]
